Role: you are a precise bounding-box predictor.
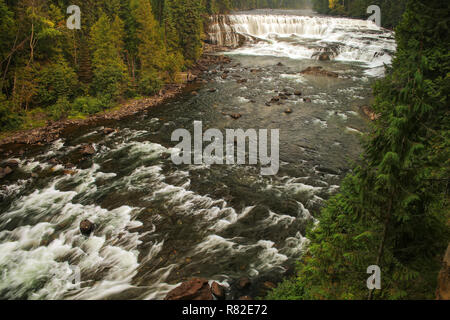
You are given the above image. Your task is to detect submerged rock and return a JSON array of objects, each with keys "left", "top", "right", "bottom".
[
  {"left": 103, "top": 128, "right": 116, "bottom": 135},
  {"left": 165, "top": 278, "right": 213, "bottom": 300},
  {"left": 80, "top": 144, "right": 95, "bottom": 156},
  {"left": 270, "top": 96, "right": 280, "bottom": 103},
  {"left": 4, "top": 160, "right": 19, "bottom": 168},
  {"left": 230, "top": 113, "right": 242, "bottom": 120},
  {"left": 0, "top": 166, "right": 13, "bottom": 179},
  {"left": 284, "top": 108, "right": 293, "bottom": 114},
  {"left": 300, "top": 66, "right": 338, "bottom": 78},
  {"left": 237, "top": 277, "right": 251, "bottom": 290},
  {"left": 294, "top": 90, "right": 302, "bottom": 96},
  {"left": 318, "top": 52, "right": 331, "bottom": 61}
]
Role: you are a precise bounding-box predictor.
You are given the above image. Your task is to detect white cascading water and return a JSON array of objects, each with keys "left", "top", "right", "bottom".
[{"left": 208, "top": 13, "right": 396, "bottom": 75}]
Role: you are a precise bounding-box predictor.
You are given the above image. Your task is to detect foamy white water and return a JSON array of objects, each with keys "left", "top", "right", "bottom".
[{"left": 208, "top": 13, "right": 396, "bottom": 74}]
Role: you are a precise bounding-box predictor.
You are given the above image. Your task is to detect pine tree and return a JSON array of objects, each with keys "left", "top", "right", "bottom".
[
  {"left": 90, "top": 13, "right": 128, "bottom": 102},
  {"left": 132, "top": 0, "right": 165, "bottom": 94}
]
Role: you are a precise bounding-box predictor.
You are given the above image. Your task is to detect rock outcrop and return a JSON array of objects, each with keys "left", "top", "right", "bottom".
[
  {"left": 80, "top": 144, "right": 95, "bottom": 156},
  {"left": 300, "top": 66, "right": 338, "bottom": 78},
  {"left": 211, "top": 281, "right": 226, "bottom": 300},
  {"left": 165, "top": 278, "right": 213, "bottom": 300}
]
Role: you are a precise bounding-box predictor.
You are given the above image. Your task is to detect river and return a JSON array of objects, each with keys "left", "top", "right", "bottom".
[{"left": 0, "top": 9, "right": 395, "bottom": 300}]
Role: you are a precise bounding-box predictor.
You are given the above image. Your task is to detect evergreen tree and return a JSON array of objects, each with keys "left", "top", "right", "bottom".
[
  {"left": 269, "top": 0, "right": 449, "bottom": 300},
  {"left": 90, "top": 13, "right": 128, "bottom": 103}
]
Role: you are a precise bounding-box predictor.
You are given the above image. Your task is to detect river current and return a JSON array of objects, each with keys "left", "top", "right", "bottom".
[{"left": 0, "top": 10, "right": 395, "bottom": 299}]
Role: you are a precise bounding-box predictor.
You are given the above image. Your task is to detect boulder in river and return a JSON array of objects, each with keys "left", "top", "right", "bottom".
[
  {"left": 80, "top": 219, "right": 95, "bottom": 236},
  {"left": 230, "top": 113, "right": 242, "bottom": 120},
  {"left": 294, "top": 90, "right": 302, "bottom": 96},
  {"left": 165, "top": 278, "right": 213, "bottom": 300},
  {"left": 303, "top": 98, "right": 312, "bottom": 103},
  {"left": 300, "top": 66, "right": 338, "bottom": 78},
  {"left": 237, "top": 277, "right": 251, "bottom": 290},
  {"left": 270, "top": 96, "right": 280, "bottom": 103},
  {"left": 208, "top": 88, "right": 217, "bottom": 93},
  {"left": 236, "top": 79, "right": 247, "bottom": 84},
  {"left": 103, "top": 128, "right": 116, "bottom": 135},
  {"left": 284, "top": 108, "right": 293, "bottom": 114},
  {"left": 0, "top": 166, "right": 13, "bottom": 179},
  {"left": 80, "top": 144, "right": 95, "bottom": 156},
  {"left": 3, "top": 160, "right": 19, "bottom": 168},
  {"left": 282, "top": 89, "right": 293, "bottom": 95},
  {"left": 318, "top": 52, "right": 331, "bottom": 61},
  {"left": 211, "top": 281, "right": 226, "bottom": 300}
]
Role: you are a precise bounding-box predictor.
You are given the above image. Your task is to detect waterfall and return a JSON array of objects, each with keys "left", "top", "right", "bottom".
[{"left": 207, "top": 13, "right": 396, "bottom": 73}]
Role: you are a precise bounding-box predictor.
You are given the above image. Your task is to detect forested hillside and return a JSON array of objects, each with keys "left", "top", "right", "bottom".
[
  {"left": 268, "top": 0, "right": 449, "bottom": 299},
  {"left": 0, "top": 0, "right": 207, "bottom": 133},
  {"left": 0, "top": 0, "right": 315, "bottom": 134},
  {"left": 312, "top": 0, "right": 407, "bottom": 28}
]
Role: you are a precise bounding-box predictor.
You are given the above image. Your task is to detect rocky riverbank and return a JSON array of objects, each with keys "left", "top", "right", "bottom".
[{"left": 0, "top": 50, "right": 231, "bottom": 153}]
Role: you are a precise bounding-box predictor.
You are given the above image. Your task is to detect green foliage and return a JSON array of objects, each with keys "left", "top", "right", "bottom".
[
  {"left": 37, "top": 58, "right": 79, "bottom": 106},
  {"left": 0, "top": 95, "right": 23, "bottom": 131},
  {"left": 71, "top": 96, "right": 105, "bottom": 115},
  {"left": 47, "top": 96, "right": 72, "bottom": 120},
  {"left": 138, "top": 71, "right": 163, "bottom": 96},
  {"left": 311, "top": 0, "right": 407, "bottom": 28},
  {"left": 90, "top": 14, "right": 128, "bottom": 102},
  {"left": 269, "top": 0, "right": 450, "bottom": 300}
]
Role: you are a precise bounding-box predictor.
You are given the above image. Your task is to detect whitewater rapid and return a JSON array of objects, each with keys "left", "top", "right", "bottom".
[{"left": 0, "top": 10, "right": 396, "bottom": 300}]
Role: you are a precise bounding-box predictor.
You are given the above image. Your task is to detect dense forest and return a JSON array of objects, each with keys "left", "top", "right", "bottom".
[
  {"left": 0, "top": 0, "right": 216, "bottom": 133},
  {"left": 0, "top": 0, "right": 314, "bottom": 134},
  {"left": 312, "top": 0, "right": 407, "bottom": 28},
  {"left": 0, "top": 0, "right": 406, "bottom": 134},
  {"left": 269, "top": 0, "right": 449, "bottom": 299}
]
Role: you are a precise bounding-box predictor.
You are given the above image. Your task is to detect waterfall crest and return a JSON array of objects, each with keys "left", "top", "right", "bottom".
[{"left": 207, "top": 13, "right": 396, "bottom": 72}]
